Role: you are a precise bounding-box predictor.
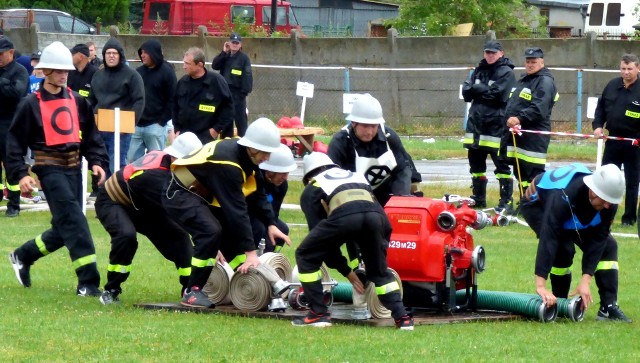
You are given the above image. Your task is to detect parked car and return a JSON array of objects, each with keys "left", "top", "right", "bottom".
[{"left": 0, "top": 9, "right": 95, "bottom": 34}]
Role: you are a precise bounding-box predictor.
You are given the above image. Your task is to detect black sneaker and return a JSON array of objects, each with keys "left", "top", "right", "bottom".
[
  {"left": 100, "top": 290, "right": 121, "bottom": 305},
  {"left": 597, "top": 304, "right": 632, "bottom": 323},
  {"left": 181, "top": 286, "right": 214, "bottom": 308},
  {"left": 395, "top": 315, "right": 415, "bottom": 331},
  {"left": 9, "top": 252, "right": 31, "bottom": 287},
  {"left": 5, "top": 208, "right": 19, "bottom": 218},
  {"left": 291, "top": 310, "right": 332, "bottom": 327},
  {"left": 77, "top": 285, "right": 102, "bottom": 297}
]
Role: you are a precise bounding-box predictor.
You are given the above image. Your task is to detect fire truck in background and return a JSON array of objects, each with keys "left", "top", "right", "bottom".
[{"left": 140, "top": 0, "right": 295, "bottom": 35}]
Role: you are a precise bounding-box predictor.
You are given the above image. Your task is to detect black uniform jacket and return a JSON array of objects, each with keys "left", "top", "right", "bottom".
[
  {"left": 0, "top": 59, "right": 29, "bottom": 123},
  {"left": 6, "top": 87, "right": 108, "bottom": 183},
  {"left": 211, "top": 50, "right": 253, "bottom": 95},
  {"left": 592, "top": 77, "right": 640, "bottom": 139},
  {"left": 68, "top": 63, "right": 98, "bottom": 98},
  {"left": 531, "top": 176, "right": 616, "bottom": 278},
  {"left": 112, "top": 153, "right": 173, "bottom": 209},
  {"left": 187, "top": 139, "right": 275, "bottom": 253}
]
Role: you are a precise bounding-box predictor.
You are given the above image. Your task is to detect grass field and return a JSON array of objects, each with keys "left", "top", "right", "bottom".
[{"left": 1, "top": 178, "right": 638, "bottom": 362}]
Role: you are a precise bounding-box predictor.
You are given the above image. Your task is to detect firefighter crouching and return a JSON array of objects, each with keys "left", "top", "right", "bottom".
[
  {"left": 96, "top": 132, "right": 203, "bottom": 305},
  {"left": 521, "top": 163, "right": 631, "bottom": 322},
  {"left": 163, "top": 118, "right": 290, "bottom": 308},
  {"left": 293, "top": 152, "right": 414, "bottom": 329},
  {"left": 7, "top": 41, "right": 108, "bottom": 296}
]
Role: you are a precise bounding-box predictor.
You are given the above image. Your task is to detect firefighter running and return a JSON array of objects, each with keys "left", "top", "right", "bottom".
[
  {"left": 7, "top": 41, "right": 108, "bottom": 296},
  {"left": 96, "top": 132, "right": 203, "bottom": 305},
  {"left": 294, "top": 152, "right": 414, "bottom": 329},
  {"left": 520, "top": 163, "right": 631, "bottom": 322}
]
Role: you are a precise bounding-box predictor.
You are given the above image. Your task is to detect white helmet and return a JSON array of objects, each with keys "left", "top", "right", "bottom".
[
  {"left": 346, "top": 93, "right": 385, "bottom": 125},
  {"left": 259, "top": 144, "right": 297, "bottom": 173},
  {"left": 583, "top": 164, "right": 625, "bottom": 204},
  {"left": 303, "top": 152, "right": 336, "bottom": 183},
  {"left": 35, "top": 41, "right": 75, "bottom": 70},
  {"left": 164, "top": 132, "right": 202, "bottom": 158},
  {"left": 238, "top": 117, "right": 281, "bottom": 153}
]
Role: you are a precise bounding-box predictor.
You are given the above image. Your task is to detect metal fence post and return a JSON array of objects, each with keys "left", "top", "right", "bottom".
[
  {"left": 576, "top": 70, "right": 583, "bottom": 132},
  {"left": 344, "top": 67, "right": 350, "bottom": 93}
]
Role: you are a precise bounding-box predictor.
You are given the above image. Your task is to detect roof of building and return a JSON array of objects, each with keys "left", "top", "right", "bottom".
[{"left": 526, "top": 0, "right": 589, "bottom": 8}]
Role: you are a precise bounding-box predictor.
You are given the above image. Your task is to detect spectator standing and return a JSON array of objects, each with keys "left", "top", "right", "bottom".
[
  {"left": 462, "top": 40, "right": 516, "bottom": 212},
  {"left": 28, "top": 51, "right": 44, "bottom": 93},
  {"left": 327, "top": 94, "right": 416, "bottom": 206},
  {"left": 0, "top": 37, "right": 29, "bottom": 217},
  {"left": 87, "top": 41, "right": 102, "bottom": 68},
  {"left": 89, "top": 37, "right": 145, "bottom": 177},
  {"left": 503, "top": 47, "right": 558, "bottom": 198},
  {"left": 592, "top": 54, "right": 640, "bottom": 226},
  {"left": 68, "top": 44, "right": 98, "bottom": 98},
  {"left": 173, "top": 47, "right": 233, "bottom": 144},
  {"left": 520, "top": 163, "right": 631, "bottom": 322},
  {"left": 212, "top": 33, "right": 253, "bottom": 138},
  {"left": 6, "top": 42, "right": 108, "bottom": 295},
  {"left": 129, "top": 39, "right": 177, "bottom": 161}
]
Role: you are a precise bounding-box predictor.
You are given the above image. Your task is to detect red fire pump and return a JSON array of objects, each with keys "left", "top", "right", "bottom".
[{"left": 384, "top": 194, "right": 503, "bottom": 312}]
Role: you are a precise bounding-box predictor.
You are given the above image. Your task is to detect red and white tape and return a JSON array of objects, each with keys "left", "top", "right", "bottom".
[{"left": 509, "top": 126, "right": 639, "bottom": 146}]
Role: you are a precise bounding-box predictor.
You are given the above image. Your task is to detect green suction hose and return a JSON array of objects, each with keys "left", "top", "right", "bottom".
[
  {"left": 332, "top": 282, "right": 353, "bottom": 303},
  {"left": 455, "top": 290, "right": 557, "bottom": 322}
]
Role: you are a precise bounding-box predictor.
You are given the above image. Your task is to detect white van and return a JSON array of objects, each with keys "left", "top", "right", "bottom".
[{"left": 584, "top": 1, "right": 638, "bottom": 38}]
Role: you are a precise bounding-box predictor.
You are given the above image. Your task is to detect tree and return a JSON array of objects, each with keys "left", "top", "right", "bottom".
[{"left": 389, "top": 0, "right": 545, "bottom": 37}]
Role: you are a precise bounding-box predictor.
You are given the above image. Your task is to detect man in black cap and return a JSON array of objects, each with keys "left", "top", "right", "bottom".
[
  {"left": 462, "top": 40, "right": 516, "bottom": 212},
  {"left": 0, "top": 36, "right": 29, "bottom": 217},
  {"left": 212, "top": 32, "right": 253, "bottom": 138},
  {"left": 501, "top": 47, "right": 558, "bottom": 203},
  {"left": 68, "top": 43, "right": 98, "bottom": 98}
]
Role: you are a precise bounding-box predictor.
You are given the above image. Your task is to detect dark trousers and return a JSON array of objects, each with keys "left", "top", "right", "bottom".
[
  {"left": 222, "top": 91, "right": 247, "bottom": 138},
  {"left": 0, "top": 122, "right": 20, "bottom": 211},
  {"left": 163, "top": 183, "right": 222, "bottom": 290},
  {"left": 95, "top": 191, "right": 192, "bottom": 293},
  {"left": 468, "top": 148, "right": 511, "bottom": 177},
  {"left": 250, "top": 216, "right": 289, "bottom": 252},
  {"left": 14, "top": 168, "right": 100, "bottom": 286},
  {"left": 602, "top": 139, "right": 640, "bottom": 224},
  {"left": 295, "top": 211, "right": 407, "bottom": 319}
]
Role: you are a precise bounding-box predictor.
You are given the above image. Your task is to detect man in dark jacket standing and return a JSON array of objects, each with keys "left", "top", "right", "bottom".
[
  {"left": 129, "top": 39, "right": 177, "bottom": 161},
  {"left": 89, "top": 37, "right": 145, "bottom": 176},
  {"left": 462, "top": 40, "right": 516, "bottom": 212},
  {"left": 0, "top": 36, "right": 29, "bottom": 217},
  {"left": 592, "top": 54, "right": 640, "bottom": 227},
  {"left": 503, "top": 47, "right": 558, "bottom": 197},
  {"left": 174, "top": 47, "right": 233, "bottom": 144},
  {"left": 212, "top": 33, "right": 253, "bottom": 138},
  {"left": 68, "top": 44, "right": 98, "bottom": 98}
]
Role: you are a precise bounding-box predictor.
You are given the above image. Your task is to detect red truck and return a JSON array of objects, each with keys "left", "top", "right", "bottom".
[{"left": 140, "top": 0, "right": 294, "bottom": 35}]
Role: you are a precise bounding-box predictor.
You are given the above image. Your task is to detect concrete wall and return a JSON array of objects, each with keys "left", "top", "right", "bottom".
[{"left": 6, "top": 28, "right": 638, "bottom": 130}]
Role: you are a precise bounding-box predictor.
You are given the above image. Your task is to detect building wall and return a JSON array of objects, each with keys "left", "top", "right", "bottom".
[{"left": 8, "top": 28, "right": 636, "bottom": 129}]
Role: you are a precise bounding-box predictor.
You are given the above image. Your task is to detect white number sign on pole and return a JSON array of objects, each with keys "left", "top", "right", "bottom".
[
  {"left": 342, "top": 93, "right": 361, "bottom": 114},
  {"left": 296, "top": 82, "right": 314, "bottom": 124}
]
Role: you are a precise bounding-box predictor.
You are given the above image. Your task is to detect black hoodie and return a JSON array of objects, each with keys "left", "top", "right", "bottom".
[
  {"left": 88, "top": 37, "right": 145, "bottom": 123},
  {"left": 136, "top": 39, "right": 176, "bottom": 127}
]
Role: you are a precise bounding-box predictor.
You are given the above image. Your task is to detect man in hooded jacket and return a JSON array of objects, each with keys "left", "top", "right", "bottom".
[
  {"left": 89, "top": 37, "right": 145, "bottom": 177},
  {"left": 129, "top": 39, "right": 177, "bottom": 161}
]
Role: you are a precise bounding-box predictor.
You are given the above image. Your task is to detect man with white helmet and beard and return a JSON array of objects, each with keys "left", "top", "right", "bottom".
[
  {"left": 328, "top": 93, "right": 419, "bottom": 207},
  {"left": 7, "top": 41, "right": 108, "bottom": 296},
  {"left": 294, "top": 152, "right": 414, "bottom": 329},
  {"left": 521, "top": 163, "right": 631, "bottom": 322},
  {"left": 163, "top": 117, "right": 290, "bottom": 308}
]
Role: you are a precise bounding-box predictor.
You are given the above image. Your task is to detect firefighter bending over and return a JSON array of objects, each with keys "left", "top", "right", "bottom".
[
  {"left": 521, "top": 163, "right": 631, "bottom": 322},
  {"left": 293, "top": 152, "right": 414, "bottom": 329}
]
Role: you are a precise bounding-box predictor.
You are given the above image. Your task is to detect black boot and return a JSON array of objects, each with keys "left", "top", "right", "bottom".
[
  {"left": 470, "top": 177, "right": 487, "bottom": 208},
  {"left": 496, "top": 178, "right": 514, "bottom": 214}
]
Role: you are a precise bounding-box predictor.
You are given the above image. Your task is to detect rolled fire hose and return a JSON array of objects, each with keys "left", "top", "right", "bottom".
[
  {"left": 229, "top": 253, "right": 293, "bottom": 311},
  {"left": 455, "top": 290, "right": 557, "bottom": 322},
  {"left": 202, "top": 262, "right": 234, "bottom": 305},
  {"left": 331, "top": 268, "right": 403, "bottom": 319},
  {"left": 291, "top": 264, "right": 332, "bottom": 290}
]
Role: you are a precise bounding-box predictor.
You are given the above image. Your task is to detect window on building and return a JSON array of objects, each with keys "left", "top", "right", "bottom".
[
  {"left": 589, "top": 3, "right": 604, "bottom": 26},
  {"left": 231, "top": 6, "right": 255, "bottom": 24},
  {"left": 539, "top": 8, "right": 550, "bottom": 26},
  {"left": 263, "top": 7, "right": 288, "bottom": 26},
  {"left": 605, "top": 3, "right": 621, "bottom": 26},
  {"left": 148, "top": 2, "right": 170, "bottom": 21}
]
